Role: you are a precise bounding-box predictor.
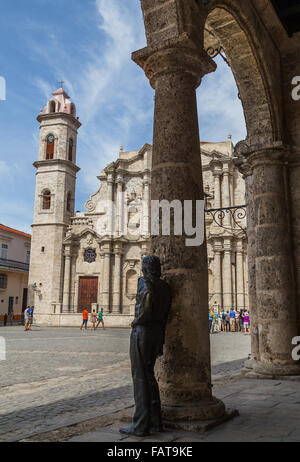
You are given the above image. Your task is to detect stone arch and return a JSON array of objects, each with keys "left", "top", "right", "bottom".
[
  {"left": 203, "top": 2, "right": 282, "bottom": 146},
  {"left": 47, "top": 99, "right": 56, "bottom": 114}
]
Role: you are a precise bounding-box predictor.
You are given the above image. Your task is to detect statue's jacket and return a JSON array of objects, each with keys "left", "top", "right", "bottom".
[{"left": 132, "top": 277, "right": 172, "bottom": 356}]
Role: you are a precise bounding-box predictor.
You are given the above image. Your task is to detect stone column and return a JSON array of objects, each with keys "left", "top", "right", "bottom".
[
  {"left": 116, "top": 174, "right": 124, "bottom": 236},
  {"left": 133, "top": 43, "right": 225, "bottom": 422},
  {"left": 288, "top": 152, "right": 300, "bottom": 337},
  {"left": 143, "top": 175, "right": 151, "bottom": 235},
  {"left": 113, "top": 245, "right": 123, "bottom": 313},
  {"left": 250, "top": 146, "right": 300, "bottom": 375},
  {"left": 99, "top": 250, "right": 105, "bottom": 306},
  {"left": 236, "top": 240, "right": 245, "bottom": 310},
  {"left": 63, "top": 246, "right": 72, "bottom": 311},
  {"left": 213, "top": 172, "right": 222, "bottom": 209},
  {"left": 245, "top": 167, "right": 259, "bottom": 360},
  {"left": 107, "top": 174, "right": 114, "bottom": 236},
  {"left": 222, "top": 163, "right": 232, "bottom": 227},
  {"left": 102, "top": 243, "right": 111, "bottom": 313},
  {"left": 235, "top": 151, "right": 259, "bottom": 362},
  {"left": 213, "top": 243, "right": 223, "bottom": 309},
  {"left": 223, "top": 238, "right": 233, "bottom": 310}
]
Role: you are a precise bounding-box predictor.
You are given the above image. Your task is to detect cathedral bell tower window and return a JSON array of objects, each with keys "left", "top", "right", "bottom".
[
  {"left": 46, "top": 134, "right": 55, "bottom": 160},
  {"left": 68, "top": 139, "right": 73, "bottom": 162},
  {"left": 43, "top": 190, "right": 51, "bottom": 210}
]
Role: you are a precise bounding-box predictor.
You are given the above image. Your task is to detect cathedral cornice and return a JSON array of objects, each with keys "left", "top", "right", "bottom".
[
  {"left": 33, "top": 159, "right": 80, "bottom": 173},
  {"left": 37, "top": 112, "right": 81, "bottom": 129}
]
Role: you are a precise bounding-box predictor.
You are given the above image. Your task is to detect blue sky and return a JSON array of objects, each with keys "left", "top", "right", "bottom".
[{"left": 0, "top": 0, "right": 246, "bottom": 234}]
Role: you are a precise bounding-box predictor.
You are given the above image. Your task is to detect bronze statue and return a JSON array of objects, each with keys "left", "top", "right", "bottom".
[{"left": 119, "top": 255, "right": 172, "bottom": 437}]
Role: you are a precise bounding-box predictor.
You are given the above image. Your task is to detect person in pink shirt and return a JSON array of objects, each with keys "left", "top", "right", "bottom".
[{"left": 243, "top": 311, "right": 250, "bottom": 335}]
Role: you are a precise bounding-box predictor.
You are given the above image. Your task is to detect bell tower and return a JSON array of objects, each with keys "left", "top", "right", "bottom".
[{"left": 28, "top": 87, "right": 81, "bottom": 323}]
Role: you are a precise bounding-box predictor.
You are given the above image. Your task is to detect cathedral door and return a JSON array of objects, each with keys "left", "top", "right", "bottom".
[{"left": 78, "top": 277, "right": 98, "bottom": 313}]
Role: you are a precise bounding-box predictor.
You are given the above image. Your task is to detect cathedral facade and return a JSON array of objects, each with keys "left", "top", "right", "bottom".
[{"left": 29, "top": 89, "right": 248, "bottom": 327}]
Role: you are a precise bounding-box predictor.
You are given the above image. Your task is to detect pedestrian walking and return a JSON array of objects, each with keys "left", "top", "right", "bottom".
[
  {"left": 27, "top": 307, "right": 33, "bottom": 330},
  {"left": 3, "top": 313, "right": 8, "bottom": 327},
  {"left": 24, "top": 307, "right": 30, "bottom": 331},
  {"left": 208, "top": 309, "right": 213, "bottom": 333},
  {"left": 10, "top": 311, "right": 14, "bottom": 326},
  {"left": 90, "top": 311, "right": 97, "bottom": 330},
  {"left": 96, "top": 309, "right": 105, "bottom": 329},
  {"left": 80, "top": 308, "right": 89, "bottom": 330}
]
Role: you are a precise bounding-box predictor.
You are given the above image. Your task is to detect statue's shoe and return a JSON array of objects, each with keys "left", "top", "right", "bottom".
[
  {"left": 119, "top": 427, "right": 150, "bottom": 438},
  {"left": 150, "top": 426, "right": 164, "bottom": 433}
]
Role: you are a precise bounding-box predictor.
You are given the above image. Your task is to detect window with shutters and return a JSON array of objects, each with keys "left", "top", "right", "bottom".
[
  {"left": 42, "top": 190, "right": 51, "bottom": 210},
  {"left": 0, "top": 274, "right": 7, "bottom": 290},
  {"left": 1, "top": 244, "right": 8, "bottom": 260}
]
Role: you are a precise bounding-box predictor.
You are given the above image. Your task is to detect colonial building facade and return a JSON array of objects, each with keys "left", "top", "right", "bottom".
[
  {"left": 28, "top": 88, "right": 247, "bottom": 327},
  {"left": 0, "top": 224, "right": 31, "bottom": 318}
]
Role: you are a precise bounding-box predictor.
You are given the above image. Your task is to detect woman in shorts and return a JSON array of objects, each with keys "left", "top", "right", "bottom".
[{"left": 243, "top": 312, "right": 250, "bottom": 335}]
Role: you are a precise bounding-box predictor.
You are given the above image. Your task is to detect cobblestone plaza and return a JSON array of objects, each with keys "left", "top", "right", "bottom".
[
  {"left": 1, "top": 327, "right": 300, "bottom": 442},
  {"left": 0, "top": 327, "right": 251, "bottom": 442}
]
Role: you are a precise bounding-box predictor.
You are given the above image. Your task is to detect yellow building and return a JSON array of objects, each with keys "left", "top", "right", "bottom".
[{"left": 0, "top": 224, "right": 31, "bottom": 318}]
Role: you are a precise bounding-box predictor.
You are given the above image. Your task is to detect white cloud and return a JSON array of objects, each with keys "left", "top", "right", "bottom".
[
  {"left": 198, "top": 56, "right": 247, "bottom": 145},
  {"left": 0, "top": 160, "right": 11, "bottom": 178}
]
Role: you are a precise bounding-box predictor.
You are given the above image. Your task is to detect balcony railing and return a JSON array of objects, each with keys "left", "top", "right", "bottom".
[{"left": 0, "top": 258, "right": 29, "bottom": 272}]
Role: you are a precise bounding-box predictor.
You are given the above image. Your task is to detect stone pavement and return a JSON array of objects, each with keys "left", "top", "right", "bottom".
[
  {"left": 56, "top": 378, "right": 300, "bottom": 443},
  {"left": 3, "top": 327, "right": 282, "bottom": 442}
]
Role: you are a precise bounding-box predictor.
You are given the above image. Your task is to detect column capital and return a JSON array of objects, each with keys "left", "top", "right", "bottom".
[
  {"left": 235, "top": 140, "right": 288, "bottom": 169},
  {"left": 223, "top": 237, "right": 232, "bottom": 252},
  {"left": 236, "top": 240, "right": 244, "bottom": 253},
  {"left": 132, "top": 37, "right": 216, "bottom": 88},
  {"left": 116, "top": 173, "right": 124, "bottom": 184},
  {"left": 222, "top": 163, "right": 233, "bottom": 176},
  {"left": 143, "top": 174, "right": 151, "bottom": 186},
  {"left": 114, "top": 244, "right": 123, "bottom": 255},
  {"left": 213, "top": 246, "right": 223, "bottom": 254}
]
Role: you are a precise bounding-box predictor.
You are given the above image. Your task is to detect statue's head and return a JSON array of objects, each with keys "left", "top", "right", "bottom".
[{"left": 142, "top": 255, "right": 161, "bottom": 283}]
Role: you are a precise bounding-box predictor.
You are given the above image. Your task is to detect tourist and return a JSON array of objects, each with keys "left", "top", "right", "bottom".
[
  {"left": 208, "top": 309, "right": 213, "bottom": 333},
  {"left": 214, "top": 310, "right": 220, "bottom": 332},
  {"left": 27, "top": 307, "right": 33, "bottom": 330},
  {"left": 235, "top": 310, "right": 240, "bottom": 332},
  {"left": 239, "top": 311, "right": 244, "bottom": 332},
  {"left": 90, "top": 311, "right": 97, "bottom": 331},
  {"left": 229, "top": 308, "right": 236, "bottom": 332},
  {"left": 24, "top": 307, "right": 30, "bottom": 331},
  {"left": 80, "top": 308, "right": 89, "bottom": 330},
  {"left": 243, "top": 311, "right": 250, "bottom": 335},
  {"left": 221, "top": 311, "right": 226, "bottom": 332},
  {"left": 96, "top": 309, "right": 105, "bottom": 329},
  {"left": 225, "top": 311, "right": 230, "bottom": 332}
]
